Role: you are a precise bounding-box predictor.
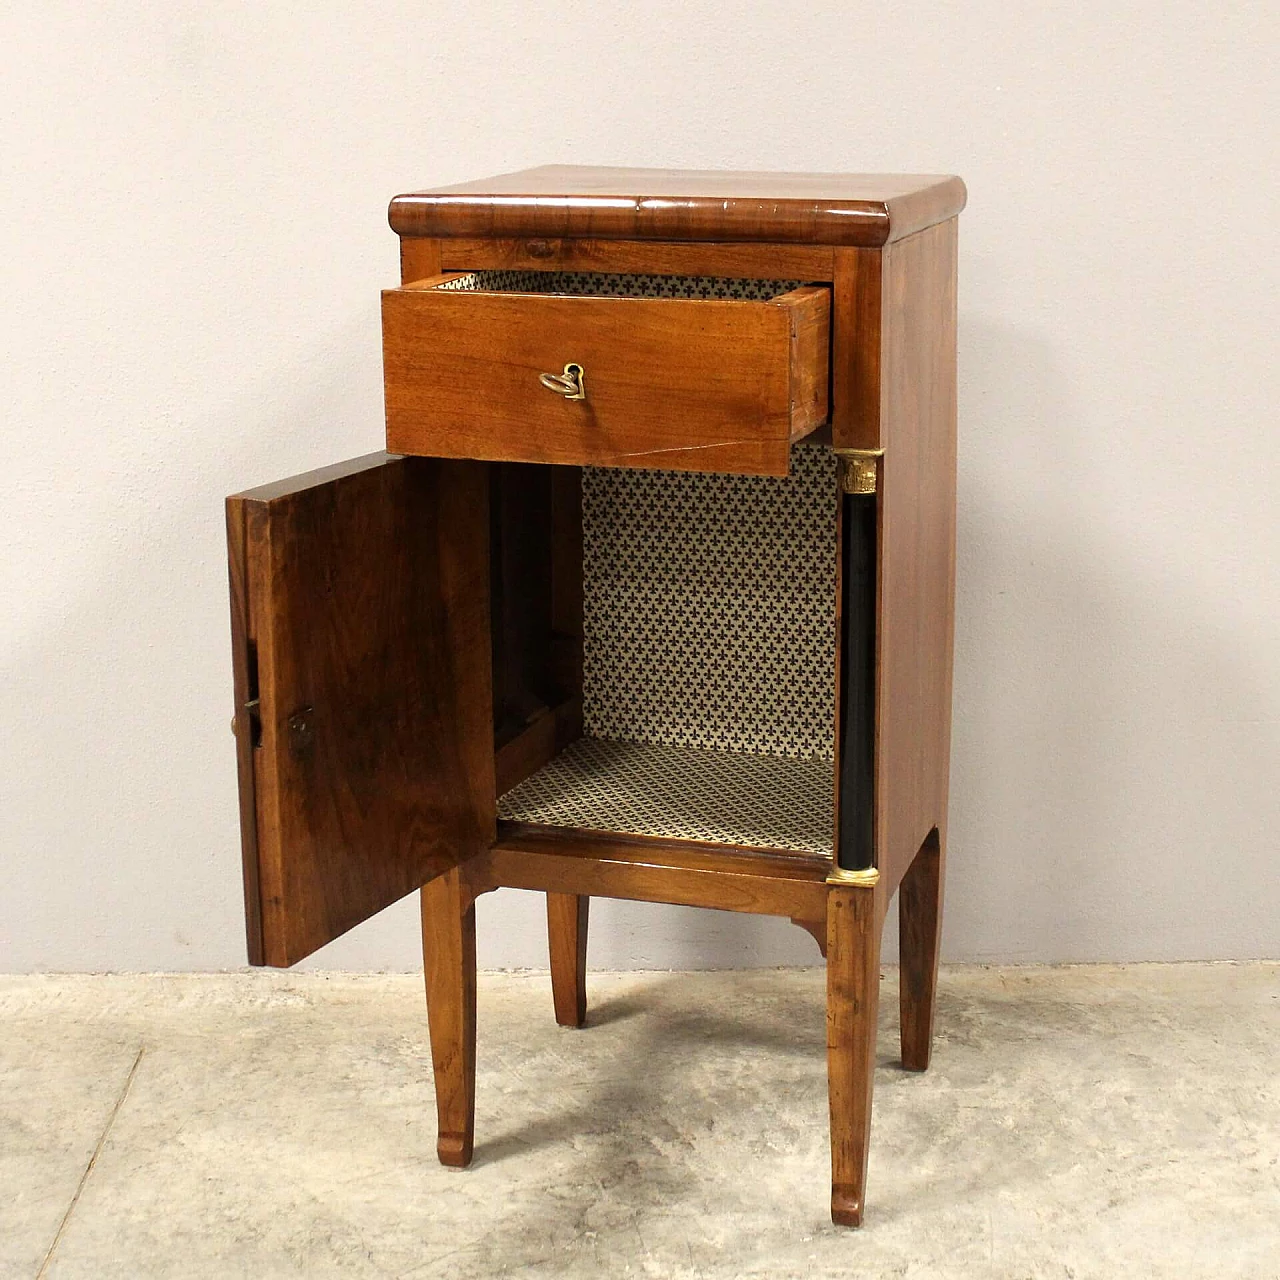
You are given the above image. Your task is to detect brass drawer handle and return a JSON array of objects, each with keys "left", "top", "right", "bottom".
[{"left": 539, "top": 362, "right": 586, "bottom": 400}]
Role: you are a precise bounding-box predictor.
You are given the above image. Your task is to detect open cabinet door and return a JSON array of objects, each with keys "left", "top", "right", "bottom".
[{"left": 227, "top": 452, "right": 494, "bottom": 967}]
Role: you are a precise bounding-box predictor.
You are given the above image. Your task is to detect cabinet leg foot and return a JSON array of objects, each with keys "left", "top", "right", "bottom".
[
  {"left": 547, "top": 892, "right": 589, "bottom": 1027},
  {"left": 899, "top": 828, "right": 944, "bottom": 1072},
  {"left": 435, "top": 1131, "right": 473, "bottom": 1168},
  {"left": 422, "top": 869, "right": 476, "bottom": 1168},
  {"left": 827, "top": 882, "right": 882, "bottom": 1227},
  {"left": 830, "top": 1186, "right": 866, "bottom": 1229}
]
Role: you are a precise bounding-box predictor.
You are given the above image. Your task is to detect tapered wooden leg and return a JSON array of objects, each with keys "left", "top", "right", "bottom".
[
  {"left": 826, "top": 883, "right": 883, "bottom": 1228},
  {"left": 547, "top": 892, "right": 589, "bottom": 1027},
  {"left": 421, "top": 869, "right": 476, "bottom": 1167},
  {"left": 899, "top": 828, "right": 944, "bottom": 1072}
]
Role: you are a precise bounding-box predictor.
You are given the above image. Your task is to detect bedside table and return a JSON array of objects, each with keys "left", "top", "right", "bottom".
[{"left": 226, "top": 165, "right": 964, "bottom": 1227}]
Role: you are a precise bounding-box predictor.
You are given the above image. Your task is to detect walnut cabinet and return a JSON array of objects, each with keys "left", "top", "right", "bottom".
[{"left": 226, "top": 166, "right": 964, "bottom": 1227}]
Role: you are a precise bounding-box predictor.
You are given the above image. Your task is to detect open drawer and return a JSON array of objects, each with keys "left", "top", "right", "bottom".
[{"left": 382, "top": 271, "right": 829, "bottom": 476}]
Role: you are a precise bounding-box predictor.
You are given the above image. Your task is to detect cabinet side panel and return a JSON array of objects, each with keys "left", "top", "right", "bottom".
[{"left": 875, "top": 220, "right": 959, "bottom": 895}]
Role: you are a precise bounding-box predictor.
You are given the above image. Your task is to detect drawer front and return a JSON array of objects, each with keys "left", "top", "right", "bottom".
[{"left": 382, "top": 274, "right": 829, "bottom": 476}]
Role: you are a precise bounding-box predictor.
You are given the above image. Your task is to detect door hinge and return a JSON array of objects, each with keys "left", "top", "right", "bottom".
[{"left": 231, "top": 640, "right": 263, "bottom": 747}]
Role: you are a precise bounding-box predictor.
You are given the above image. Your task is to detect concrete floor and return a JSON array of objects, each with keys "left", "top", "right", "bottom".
[{"left": 2, "top": 964, "right": 1277, "bottom": 1279}]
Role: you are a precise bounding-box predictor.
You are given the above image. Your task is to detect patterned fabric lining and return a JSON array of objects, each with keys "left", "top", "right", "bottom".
[
  {"left": 496, "top": 737, "right": 834, "bottom": 856},
  {"left": 437, "top": 270, "right": 801, "bottom": 301},
  {"left": 497, "top": 442, "right": 838, "bottom": 852},
  {"left": 583, "top": 443, "right": 837, "bottom": 758}
]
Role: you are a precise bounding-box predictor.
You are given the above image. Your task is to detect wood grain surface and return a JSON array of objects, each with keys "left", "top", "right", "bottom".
[
  {"left": 898, "top": 828, "right": 944, "bottom": 1071},
  {"left": 474, "top": 824, "right": 831, "bottom": 921},
  {"left": 830, "top": 247, "right": 884, "bottom": 451},
  {"left": 826, "top": 882, "right": 886, "bottom": 1227},
  {"left": 382, "top": 278, "right": 829, "bottom": 475},
  {"left": 226, "top": 453, "right": 494, "bottom": 967},
  {"left": 873, "top": 220, "right": 958, "bottom": 897},
  {"left": 422, "top": 868, "right": 478, "bottom": 1166},
  {"left": 390, "top": 166, "right": 966, "bottom": 247},
  {"left": 546, "top": 892, "right": 590, "bottom": 1028},
  {"left": 226, "top": 497, "right": 264, "bottom": 965},
  {"left": 489, "top": 461, "right": 584, "bottom": 791}
]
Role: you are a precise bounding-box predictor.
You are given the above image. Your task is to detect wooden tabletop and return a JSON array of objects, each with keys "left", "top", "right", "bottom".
[{"left": 389, "top": 165, "right": 966, "bottom": 247}]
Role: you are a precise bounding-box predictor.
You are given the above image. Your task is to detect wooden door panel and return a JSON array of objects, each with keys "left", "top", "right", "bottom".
[{"left": 227, "top": 452, "right": 494, "bottom": 967}]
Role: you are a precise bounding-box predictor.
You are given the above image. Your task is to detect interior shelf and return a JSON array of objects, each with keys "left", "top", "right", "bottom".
[{"left": 497, "top": 736, "right": 834, "bottom": 857}]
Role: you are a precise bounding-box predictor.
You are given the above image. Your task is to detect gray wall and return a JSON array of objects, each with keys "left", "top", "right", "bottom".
[{"left": 2, "top": 3, "right": 1277, "bottom": 972}]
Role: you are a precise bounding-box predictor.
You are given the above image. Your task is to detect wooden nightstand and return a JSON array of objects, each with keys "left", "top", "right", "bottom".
[{"left": 226, "top": 165, "right": 964, "bottom": 1227}]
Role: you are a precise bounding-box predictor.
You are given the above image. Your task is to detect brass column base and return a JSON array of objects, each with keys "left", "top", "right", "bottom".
[{"left": 826, "top": 866, "right": 881, "bottom": 888}]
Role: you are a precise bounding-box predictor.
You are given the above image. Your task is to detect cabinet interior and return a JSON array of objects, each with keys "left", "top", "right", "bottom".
[{"left": 492, "top": 443, "right": 838, "bottom": 856}]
